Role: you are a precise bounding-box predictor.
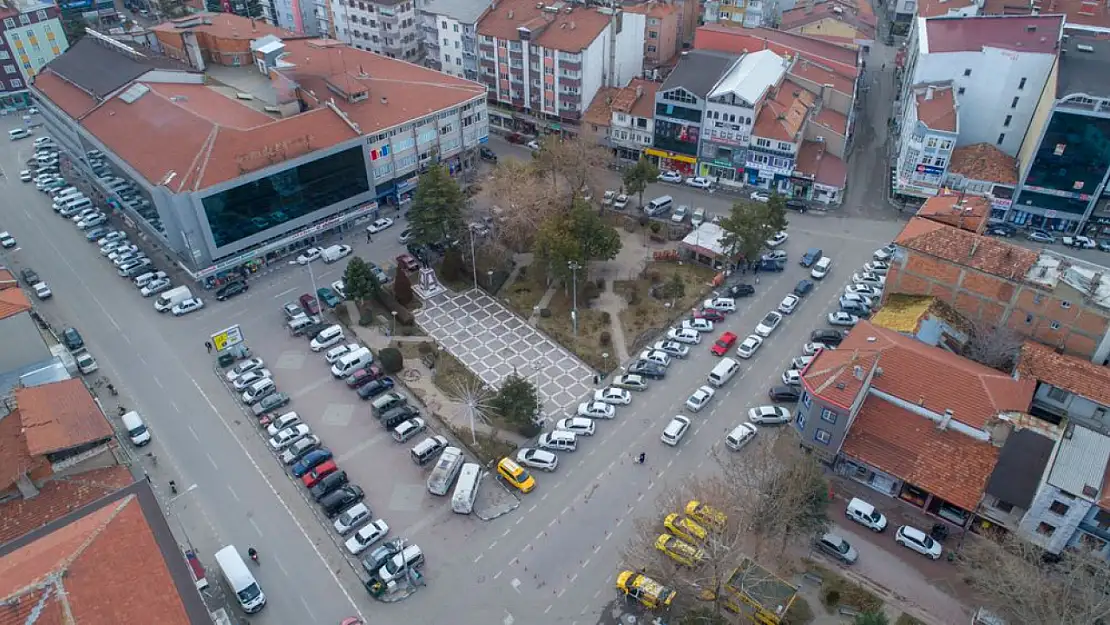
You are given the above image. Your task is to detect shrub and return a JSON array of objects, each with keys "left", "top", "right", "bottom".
[
  {"left": 599, "top": 331, "right": 611, "bottom": 346},
  {"left": 393, "top": 266, "right": 414, "bottom": 305},
  {"left": 600, "top": 311, "right": 611, "bottom": 324},
  {"left": 823, "top": 589, "right": 841, "bottom": 609},
  {"left": 638, "top": 215, "right": 649, "bottom": 227},
  {"left": 649, "top": 221, "right": 662, "bottom": 234},
  {"left": 583, "top": 282, "right": 600, "bottom": 301},
  {"left": 595, "top": 277, "right": 605, "bottom": 290},
  {"left": 540, "top": 308, "right": 551, "bottom": 318},
  {"left": 377, "top": 289, "right": 415, "bottom": 326},
  {"left": 379, "top": 347, "right": 404, "bottom": 373}
]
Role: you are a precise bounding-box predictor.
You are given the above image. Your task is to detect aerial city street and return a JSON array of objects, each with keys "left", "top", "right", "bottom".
[{"left": 3, "top": 2, "right": 1110, "bottom": 625}]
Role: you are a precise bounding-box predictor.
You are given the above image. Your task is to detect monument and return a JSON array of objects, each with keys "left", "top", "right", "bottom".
[{"left": 414, "top": 267, "right": 446, "bottom": 299}]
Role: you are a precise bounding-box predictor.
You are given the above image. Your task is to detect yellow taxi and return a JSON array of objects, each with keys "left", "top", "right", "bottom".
[
  {"left": 616, "top": 570, "right": 676, "bottom": 610},
  {"left": 496, "top": 458, "right": 536, "bottom": 493},
  {"left": 686, "top": 500, "right": 727, "bottom": 531},
  {"left": 664, "top": 513, "right": 707, "bottom": 544},
  {"left": 655, "top": 534, "right": 708, "bottom": 567}
]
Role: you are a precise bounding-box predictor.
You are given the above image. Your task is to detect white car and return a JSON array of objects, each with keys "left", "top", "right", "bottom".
[
  {"left": 601, "top": 190, "right": 616, "bottom": 206},
  {"left": 682, "top": 318, "right": 714, "bottom": 333},
  {"left": 345, "top": 519, "right": 390, "bottom": 555},
  {"left": 555, "top": 417, "right": 596, "bottom": 436},
  {"left": 296, "top": 247, "right": 323, "bottom": 264},
  {"left": 828, "top": 311, "right": 860, "bottom": 327},
  {"left": 266, "top": 412, "right": 302, "bottom": 436},
  {"left": 725, "top": 423, "right": 758, "bottom": 451},
  {"left": 851, "top": 272, "right": 886, "bottom": 288},
  {"left": 526, "top": 139, "right": 541, "bottom": 151},
  {"left": 139, "top": 277, "right": 172, "bottom": 297},
  {"left": 666, "top": 327, "right": 701, "bottom": 345},
  {"left": 659, "top": 171, "right": 684, "bottom": 183},
  {"left": 0, "top": 232, "right": 16, "bottom": 248},
  {"left": 309, "top": 325, "right": 345, "bottom": 351},
  {"left": 863, "top": 261, "right": 890, "bottom": 275},
  {"left": 325, "top": 343, "right": 361, "bottom": 364},
  {"left": 748, "top": 405, "right": 792, "bottom": 425},
  {"left": 33, "top": 282, "right": 52, "bottom": 300},
  {"left": 755, "top": 311, "right": 783, "bottom": 337},
  {"left": 685, "top": 176, "right": 712, "bottom": 189},
  {"left": 232, "top": 369, "right": 273, "bottom": 391},
  {"left": 613, "top": 194, "right": 629, "bottom": 209},
  {"left": 516, "top": 448, "right": 558, "bottom": 472},
  {"left": 671, "top": 205, "right": 689, "bottom": 223},
  {"left": 873, "top": 244, "right": 896, "bottom": 262},
  {"left": 333, "top": 502, "right": 371, "bottom": 535},
  {"left": 653, "top": 340, "right": 689, "bottom": 358},
  {"left": 703, "top": 296, "right": 736, "bottom": 312},
  {"left": 765, "top": 231, "right": 789, "bottom": 247},
  {"left": 778, "top": 294, "right": 800, "bottom": 314},
  {"left": 844, "top": 284, "right": 882, "bottom": 299},
  {"left": 782, "top": 369, "right": 801, "bottom": 386},
  {"left": 736, "top": 334, "right": 763, "bottom": 359},
  {"left": 268, "top": 424, "right": 311, "bottom": 450},
  {"left": 612, "top": 374, "right": 648, "bottom": 391},
  {"left": 685, "top": 386, "right": 716, "bottom": 412},
  {"left": 101, "top": 242, "right": 133, "bottom": 256},
  {"left": 366, "top": 217, "right": 395, "bottom": 234},
  {"left": 226, "top": 358, "right": 265, "bottom": 382},
  {"left": 792, "top": 355, "right": 815, "bottom": 370},
  {"left": 70, "top": 208, "right": 97, "bottom": 223},
  {"left": 802, "top": 342, "right": 828, "bottom": 356},
  {"left": 171, "top": 297, "right": 204, "bottom": 316},
  {"left": 638, "top": 350, "right": 671, "bottom": 368},
  {"left": 594, "top": 387, "right": 632, "bottom": 406},
  {"left": 578, "top": 401, "right": 616, "bottom": 419},
  {"left": 19, "top": 170, "right": 32, "bottom": 182},
  {"left": 750, "top": 191, "right": 771, "bottom": 203},
  {"left": 96, "top": 231, "right": 126, "bottom": 246},
  {"left": 691, "top": 207, "right": 706, "bottom": 226},
  {"left": 77, "top": 214, "right": 106, "bottom": 230},
  {"left": 331, "top": 279, "right": 347, "bottom": 300},
  {"left": 661, "top": 416, "right": 691, "bottom": 446},
  {"left": 840, "top": 293, "right": 873, "bottom": 310},
  {"left": 895, "top": 525, "right": 943, "bottom": 560}
]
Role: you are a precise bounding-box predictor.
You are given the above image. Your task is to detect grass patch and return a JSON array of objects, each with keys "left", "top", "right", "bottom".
[
  {"left": 440, "top": 421, "right": 518, "bottom": 466},
  {"left": 429, "top": 348, "right": 484, "bottom": 395},
  {"left": 806, "top": 562, "right": 884, "bottom": 615},
  {"left": 614, "top": 262, "right": 718, "bottom": 351},
  {"left": 501, "top": 265, "right": 547, "bottom": 320},
  {"left": 782, "top": 596, "right": 815, "bottom": 625},
  {"left": 536, "top": 286, "right": 614, "bottom": 373},
  {"left": 894, "top": 614, "right": 927, "bottom": 625}
]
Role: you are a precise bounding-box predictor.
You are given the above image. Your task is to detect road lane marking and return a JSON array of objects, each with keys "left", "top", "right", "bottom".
[
  {"left": 535, "top": 531, "right": 545, "bottom": 541},
  {"left": 581, "top": 557, "right": 590, "bottom": 569},
  {"left": 226, "top": 484, "right": 239, "bottom": 501},
  {"left": 493, "top": 570, "right": 502, "bottom": 580},
  {"left": 187, "top": 424, "right": 199, "bottom": 440},
  {"left": 249, "top": 517, "right": 262, "bottom": 535},
  {"left": 489, "top": 541, "right": 498, "bottom": 549},
  {"left": 205, "top": 452, "right": 218, "bottom": 469},
  {"left": 273, "top": 554, "right": 290, "bottom": 577},
  {"left": 528, "top": 504, "right": 537, "bottom": 513},
  {"left": 299, "top": 595, "right": 313, "bottom": 618},
  {"left": 541, "top": 492, "right": 549, "bottom": 501},
  {"left": 636, "top": 493, "right": 644, "bottom": 502},
  {"left": 152, "top": 374, "right": 164, "bottom": 389},
  {"left": 474, "top": 554, "right": 484, "bottom": 564},
  {"left": 548, "top": 518, "right": 557, "bottom": 527},
  {"left": 290, "top": 375, "right": 337, "bottom": 399},
  {"left": 544, "top": 605, "right": 553, "bottom": 614},
  {"left": 274, "top": 287, "right": 297, "bottom": 298},
  {"left": 557, "top": 588, "right": 566, "bottom": 598},
  {"left": 335, "top": 432, "right": 387, "bottom": 462},
  {"left": 509, "top": 557, "right": 519, "bottom": 566},
  {"left": 515, "top": 516, "right": 524, "bottom": 525},
  {"left": 593, "top": 545, "right": 601, "bottom": 554},
  {"left": 502, "top": 528, "right": 511, "bottom": 538},
  {"left": 170, "top": 400, "right": 180, "bottom": 413}
]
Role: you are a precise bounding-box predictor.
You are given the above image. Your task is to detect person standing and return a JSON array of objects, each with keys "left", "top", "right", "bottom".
[{"left": 205, "top": 341, "right": 212, "bottom": 353}]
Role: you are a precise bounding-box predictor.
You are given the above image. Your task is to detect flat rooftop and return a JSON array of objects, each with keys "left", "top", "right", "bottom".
[{"left": 1057, "top": 28, "right": 1110, "bottom": 99}]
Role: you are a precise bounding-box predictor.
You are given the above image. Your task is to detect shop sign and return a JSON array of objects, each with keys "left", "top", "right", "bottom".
[
  {"left": 990, "top": 197, "right": 1012, "bottom": 211},
  {"left": 1090, "top": 215, "right": 1110, "bottom": 225},
  {"left": 915, "top": 164, "right": 945, "bottom": 176},
  {"left": 397, "top": 178, "right": 418, "bottom": 193},
  {"left": 1024, "top": 185, "right": 1088, "bottom": 200}
]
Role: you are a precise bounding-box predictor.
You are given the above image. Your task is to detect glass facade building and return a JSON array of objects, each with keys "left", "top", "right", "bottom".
[
  {"left": 1019, "top": 111, "right": 1110, "bottom": 217},
  {"left": 201, "top": 146, "right": 370, "bottom": 248}
]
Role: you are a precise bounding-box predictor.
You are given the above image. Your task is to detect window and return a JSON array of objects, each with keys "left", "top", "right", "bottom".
[
  {"left": 963, "top": 68, "right": 972, "bottom": 76},
  {"left": 0, "top": 52, "right": 8, "bottom": 60},
  {"left": 801, "top": 391, "right": 811, "bottom": 408},
  {"left": 1062, "top": 300, "right": 1072, "bottom": 309},
  {"left": 1004, "top": 114, "right": 1012, "bottom": 127},
  {"left": 10, "top": 78, "right": 20, "bottom": 88},
  {"left": 1047, "top": 386, "right": 1070, "bottom": 402},
  {"left": 2, "top": 65, "right": 13, "bottom": 75},
  {"left": 797, "top": 411, "right": 807, "bottom": 430},
  {"left": 820, "top": 408, "right": 838, "bottom": 424},
  {"left": 454, "top": 24, "right": 459, "bottom": 32},
  {"left": 994, "top": 500, "right": 1014, "bottom": 513},
  {"left": 926, "top": 138, "right": 937, "bottom": 148},
  {"left": 18, "top": 14, "right": 28, "bottom": 25},
  {"left": 957, "top": 87, "right": 965, "bottom": 95},
  {"left": 1025, "top": 313, "right": 1033, "bottom": 324},
  {"left": 1036, "top": 522, "right": 1057, "bottom": 537},
  {"left": 997, "top": 133, "right": 1005, "bottom": 145},
  {"left": 814, "top": 429, "right": 831, "bottom": 445},
  {"left": 1050, "top": 321, "right": 1061, "bottom": 330},
  {"left": 647, "top": 45, "right": 657, "bottom": 52},
  {"left": 939, "top": 140, "right": 952, "bottom": 150},
  {"left": 1049, "top": 500, "right": 1071, "bottom": 516},
  {"left": 1011, "top": 96, "right": 1019, "bottom": 108},
  {"left": 36, "top": 9, "right": 47, "bottom": 19},
  {"left": 1019, "top": 77, "right": 1027, "bottom": 90},
  {"left": 649, "top": 30, "right": 658, "bottom": 39},
  {"left": 935, "top": 158, "right": 946, "bottom": 167}
]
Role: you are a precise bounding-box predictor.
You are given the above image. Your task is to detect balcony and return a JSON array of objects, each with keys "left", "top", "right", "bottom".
[
  {"left": 559, "top": 60, "right": 581, "bottom": 72},
  {"left": 560, "top": 76, "right": 581, "bottom": 89}
]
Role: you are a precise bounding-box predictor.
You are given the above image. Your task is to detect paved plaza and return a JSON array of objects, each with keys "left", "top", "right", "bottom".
[{"left": 414, "top": 289, "right": 595, "bottom": 417}]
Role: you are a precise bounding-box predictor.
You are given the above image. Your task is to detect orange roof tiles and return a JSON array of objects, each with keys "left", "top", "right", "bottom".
[
  {"left": 915, "top": 192, "right": 990, "bottom": 233},
  {"left": 802, "top": 348, "right": 878, "bottom": 409},
  {"left": 615, "top": 78, "right": 660, "bottom": 119},
  {"left": 0, "top": 466, "right": 134, "bottom": 544},
  {"left": 794, "top": 140, "right": 847, "bottom": 187},
  {"left": 947, "top": 142, "right": 1018, "bottom": 186},
  {"left": 1017, "top": 341, "right": 1110, "bottom": 408},
  {"left": 915, "top": 85, "right": 957, "bottom": 132},
  {"left": 814, "top": 107, "right": 848, "bottom": 135},
  {"left": 151, "top": 11, "right": 297, "bottom": 40},
  {"left": 894, "top": 217, "right": 1040, "bottom": 281},
  {"left": 842, "top": 399, "right": 1001, "bottom": 510},
  {"left": 0, "top": 407, "right": 50, "bottom": 492},
  {"left": 32, "top": 71, "right": 98, "bottom": 118},
  {"left": 0, "top": 284, "right": 31, "bottom": 321},
  {"left": 789, "top": 58, "right": 855, "bottom": 96},
  {"left": 583, "top": 86, "right": 619, "bottom": 127},
  {"left": 0, "top": 494, "right": 192, "bottom": 625},
  {"left": 478, "top": 0, "right": 612, "bottom": 52},
  {"left": 752, "top": 80, "right": 814, "bottom": 142},
  {"left": 17, "top": 380, "right": 114, "bottom": 456},
  {"left": 694, "top": 24, "right": 860, "bottom": 77},
  {"left": 780, "top": 1, "right": 878, "bottom": 39}
]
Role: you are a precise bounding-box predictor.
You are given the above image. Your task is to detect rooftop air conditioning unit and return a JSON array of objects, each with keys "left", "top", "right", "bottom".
[{"left": 1077, "top": 44, "right": 1095, "bottom": 52}]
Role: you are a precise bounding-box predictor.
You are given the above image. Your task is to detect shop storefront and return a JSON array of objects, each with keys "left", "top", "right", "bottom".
[
  {"left": 645, "top": 148, "right": 696, "bottom": 176},
  {"left": 1005, "top": 207, "right": 1082, "bottom": 234},
  {"left": 697, "top": 157, "right": 743, "bottom": 182},
  {"left": 989, "top": 196, "right": 1012, "bottom": 222},
  {"left": 1083, "top": 215, "right": 1110, "bottom": 238},
  {"left": 789, "top": 174, "right": 813, "bottom": 199},
  {"left": 0, "top": 91, "right": 32, "bottom": 112}
]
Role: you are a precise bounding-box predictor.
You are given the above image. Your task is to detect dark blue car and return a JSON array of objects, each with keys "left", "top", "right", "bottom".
[
  {"left": 794, "top": 280, "right": 814, "bottom": 297},
  {"left": 291, "top": 449, "right": 333, "bottom": 477},
  {"left": 357, "top": 376, "right": 395, "bottom": 400}
]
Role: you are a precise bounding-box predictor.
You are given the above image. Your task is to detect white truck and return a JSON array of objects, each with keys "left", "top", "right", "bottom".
[
  {"left": 154, "top": 285, "right": 192, "bottom": 313},
  {"left": 72, "top": 348, "right": 99, "bottom": 374},
  {"left": 427, "top": 446, "right": 464, "bottom": 496},
  {"left": 321, "top": 244, "right": 351, "bottom": 264}
]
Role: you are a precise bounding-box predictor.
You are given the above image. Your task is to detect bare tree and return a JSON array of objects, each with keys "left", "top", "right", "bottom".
[
  {"left": 486, "top": 160, "right": 554, "bottom": 252},
  {"left": 958, "top": 533, "right": 1110, "bottom": 625},
  {"left": 959, "top": 317, "right": 1024, "bottom": 372},
  {"left": 530, "top": 136, "right": 612, "bottom": 210}
]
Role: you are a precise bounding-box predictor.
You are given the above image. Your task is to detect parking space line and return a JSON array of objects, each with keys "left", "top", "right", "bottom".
[
  {"left": 274, "top": 287, "right": 296, "bottom": 299},
  {"left": 335, "top": 432, "right": 387, "bottom": 463},
  {"left": 226, "top": 484, "right": 239, "bottom": 501},
  {"left": 290, "top": 375, "right": 338, "bottom": 399}
]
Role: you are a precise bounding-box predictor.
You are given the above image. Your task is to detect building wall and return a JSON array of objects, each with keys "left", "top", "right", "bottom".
[
  {"left": 1018, "top": 483, "right": 1091, "bottom": 553},
  {"left": 330, "top": 0, "right": 421, "bottom": 59},
  {"left": 792, "top": 17, "right": 859, "bottom": 40},
  {"left": 613, "top": 12, "right": 647, "bottom": 89},
  {"left": 787, "top": 70, "right": 851, "bottom": 116},
  {"left": 978, "top": 494, "right": 1028, "bottom": 530},
  {"left": 644, "top": 11, "right": 678, "bottom": 67},
  {"left": 0, "top": 313, "right": 51, "bottom": 376},
  {"left": 804, "top": 117, "right": 846, "bottom": 159},
  {"left": 1072, "top": 504, "right": 1110, "bottom": 557},
  {"left": 0, "top": 6, "right": 68, "bottom": 93},
  {"left": 1016, "top": 59, "right": 1057, "bottom": 177},
  {"left": 794, "top": 388, "right": 856, "bottom": 463},
  {"left": 895, "top": 120, "right": 956, "bottom": 196}
]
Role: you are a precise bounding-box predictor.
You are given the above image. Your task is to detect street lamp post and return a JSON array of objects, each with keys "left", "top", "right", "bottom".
[
  {"left": 487, "top": 270, "right": 494, "bottom": 292},
  {"left": 165, "top": 483, "right": 198, "bottom": 550},
  {"left": 306, "top": 259, "right": 319, "bottom": 303},
  {"left": 391, "top": 310, "right": 398, "bottom": 336},
  {"left": 567, "top": 261, "right": 581, "bottom": 337},
  {"left": 469, "top": 226, "right": 478, "bottom": 291}
]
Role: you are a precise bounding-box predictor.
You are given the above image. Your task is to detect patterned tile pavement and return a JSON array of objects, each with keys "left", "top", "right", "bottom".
[{"left": 414, "top": 289, "right": 595, "bottom": 418}]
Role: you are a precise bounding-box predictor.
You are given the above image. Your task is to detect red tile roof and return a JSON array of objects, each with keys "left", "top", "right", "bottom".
[
  {"left": 813, "top": 107, "right": 848, "bottom": 135},
  {"left": 31, "top": 71, "right": 99, "bottom": 118},
  {"left": 0, "top": 466, "right": 134, "bottom": 544},
  {"left": 752, "top": 80, "right": 814, "bottom": 142},
  {"left": 1044, "top": 0, "right": 1110, "bottom": 28},
  {"left": 841, "top": 398, "right": 1001, "bottom": 510},
  {"left": 0, "top": 407, "right": 51, "bottom": 492},
  {"left": 804, "top": 320, "right": 1036, "bottom": 429},
  {"left": 788, "top": 57, "right": 855, "bottom": 96},
  {"left": 0, "top": 283, "right": 31, "bottom": 321},
  {"left": 478, "top": 0, "right": 613, "bottom": 52},
  {"left": 694, "top": 24, "right": 859, "bottom": 77},
  {"left": 583, "top": 86, "right": 618, "bottom": 127},
  {"left": 151, "top": 11, "right": 297, "bottom": 40},
  {"left": 915, "top": 192, "right": 990, "bottom": 233},
  {"left": 917, "top": 0, "right": 978, "bottom": 18},
  {"left": 894, "top": 217, "right": 1040, "bottom": 281},
  {"left": 780, "top": 0, "right": 878, "bottom": 39},
  {"left": 617, "top": 77, "right": 660, "bottom": 119},
  {"left": 0, "top": 493, "right": 192, "bottom": 625},
  {"left": 914, "top": 85, "right": 957, "bottom": 132},
  {"left": 794, "top": 140, "right": 847, "bottom": 188},
  {"left": 17, "top": 380, "right": 114, "bottom": 456},
  {"left": 947, "top": 142, "right": 1018, "bottom": 185},
  {"left": 923, "top": 15, "right": 1064, "bottom": 55},
  {"left": 1017, "top": 341, "right": 1110, "bottom": 408}
]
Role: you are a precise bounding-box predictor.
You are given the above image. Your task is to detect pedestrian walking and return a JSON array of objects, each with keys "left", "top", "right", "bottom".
[
  {"left": 205, "top": 341, "right": 212, "bottom": 353},
  {"left": 367, "top": 231, "right": 373, "bottom": 244}
]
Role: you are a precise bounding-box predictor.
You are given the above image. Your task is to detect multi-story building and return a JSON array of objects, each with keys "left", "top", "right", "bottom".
[
  {"left": 420, "top": 0, "right": 491, "bottom": 80},
  {"left": 477, "top": 0, "right": 644, "bottom": 133},
  {"left": 702, "top": 0, "right": 775, "bottom": 28},
  {"left": 942, "top": 142, "right": 1018, "bottom": 220},
  {"left": 328, "top": 0, "right": 422, "bottom": 59},
  {"left": 898, "top": 15, "right": 1062, "bottom": 159},
  {"left": 648, "top": 49, "right": 738, "bottom": 175},
  {"left": 0, "top": 0, "right": 69, "bottom": 111},
  {"left": 778, "top": 0, "right": 877, "bottom": 50},
  {"left": 154, "top": 12, "right": 297, "bottom": 66},
  {"left": 884, "top": 215, "right": 1110, "bottom": 362},
  {"left": 269, "top": 0, "right": 317, "bottom": 33},
  {"left": 1005, "top": 28, "right": 1110, "bottom": 236},
  {"left": 893, "top": 83, "right": 958, "bottom": 198},
  {"left": 583, "top": 77, "right": 658, "bottom": 161},
  {"left": 32, "top": 15, "right": 488, "bottom": 284},
  {"left": 623, "top": 1, "right": 679, "bottom": 69},
  {"left": 746, "top": 78, "right": 814, "bottom": 192}
]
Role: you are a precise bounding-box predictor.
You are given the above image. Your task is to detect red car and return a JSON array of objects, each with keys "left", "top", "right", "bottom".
[
  {"left": 301, "top": 459, "right": 338, "bottom": 488},
  {"left": 396, "top": 253, "right": 419, "bottom": 272},
  {"left": 697, "top": 308, "right": 726, "bottom": 323},
  {"left": 345, "top": 366, "right": 383, "bottom": 388},
  {"left": 299, "top": 293, "right": 320, "bottom": 315},
  {"left": 506, "top": 132, "right": 526, "bottom": 144},
  {"left": 711, "top": 331, "right": 738, "bottom": 356}
]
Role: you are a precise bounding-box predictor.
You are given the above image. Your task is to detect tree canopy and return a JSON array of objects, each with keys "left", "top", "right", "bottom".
[
  {"left": 533, "top": 199, "right": 621, "bottom": 279},
  {"left": 489, "top": 374, "right": 542, "bottom": 436},
  {"left": 718, "top": 194, "right": 789, "bottom": 262},
  {"left": 344, "top": 257, "right": 381, "bottom": 303},
  {"left": 622, "top": 158, "right": 660, "bottom": 209},
  {"left": 409, "top": 165, "right": 465, "bottom": 247}
]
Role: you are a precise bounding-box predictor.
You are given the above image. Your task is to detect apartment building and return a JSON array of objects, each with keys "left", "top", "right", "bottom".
[
  {"left": 648, "top": 49, "right": 738, "bottom": 175},
  {"left": 328, "top": 0, "right": 422, "bottom": 59},
  {"left": 583, "top": 77, "right": 659, "bottom": 161},
  {"left": 941, "top": 142, "right": 1018, "bottom": 220},
  {"left": 420, "top": 0, "right": 491, "bottom": 79},
  {"left": 779, "top": 0, "right": 877, "bottom": 49},
  {"left": 0, "top": 0, "right": 69, "bottom": 111},
  {"left": 477, "top": 0, "right": 644, "bottom": 131},
  {"left": 893, "top": 83, "right": 958, "bottom": 198},
  {"left": 623, "top": 1, "right": 679, "bottom": 68}
]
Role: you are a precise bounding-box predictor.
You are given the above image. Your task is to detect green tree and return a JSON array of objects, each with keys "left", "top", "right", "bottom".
[
  {"left": 718, "top": 198, "right": 790, "bottom": 265},
  {"left": 622, "top": 158, "right": 660, "bottom": 209},
  {"left": 489, "top": 374, "right": 542, "bottom": 436},
  {"left": 393, "top": 265, "right": 414, "bottom": 306},
  {"left": 765, "top": 192, "right": 790, "bottom": 233},
  {"left": 440, "top": 245, "right": 464, "bottom": 283},
  {"left": 344, "top": 257, "right": 381, "bottom": 304},
  {"left": 662, "top": 272, "right": 684, "bottom": 299},
  {"left": 533, "top": 199, "right": 621, "bottom": 279},
  {"left": 409, "top": 165, "right": 465, "bottom": 247},
  {"left": 61, "top": 14, "right": 88, "bottom": 45},
  {"left": 853, "top": 611, "right": 890, "bottom": 625}
]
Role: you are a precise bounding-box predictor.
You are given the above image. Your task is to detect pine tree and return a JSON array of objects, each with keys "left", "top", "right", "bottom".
[{"left": 393, "top": 266, "right": 414, "bottom": 305}]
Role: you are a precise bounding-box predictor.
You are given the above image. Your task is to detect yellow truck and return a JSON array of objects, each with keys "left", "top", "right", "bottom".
[{"left": 616, "top": 570, "right": 676, "bottom": 610}]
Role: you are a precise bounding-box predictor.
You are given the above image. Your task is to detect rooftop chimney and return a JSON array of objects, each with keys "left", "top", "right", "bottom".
[
  {"left": 852, "top": 365, "right": 864, "bottom": 380},
  {"left": 380, "top": 96, "right": 388, "bottom": 105},
  {"left": 938, "top": 409, "right": 953, "bottom": 430},
  {"left": 925, "top": 86, "right": 935, "bottom": 100}
]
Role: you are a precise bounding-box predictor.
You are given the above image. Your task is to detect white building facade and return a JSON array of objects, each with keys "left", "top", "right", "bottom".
[
  {"left": 894, "top": 84, "right": 958, "bottom": 198},
  {"left": 420, "top": 0, "right": 490, "bottom": 80},
  {"left": 330, "top": 0, "right": 423, "bottom": 60}
]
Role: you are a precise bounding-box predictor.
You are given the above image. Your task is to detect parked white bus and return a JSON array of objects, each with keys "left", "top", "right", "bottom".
[
  {"left": 427, "top": 446, "right": 464, "bottom": 496},
  {"left": 451, "top": 463, "right": 483, "bottom": 514}
]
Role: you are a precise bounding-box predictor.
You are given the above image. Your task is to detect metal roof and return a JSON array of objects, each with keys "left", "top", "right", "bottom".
[
  {"left": 660, "top": 49, "right": 741, "bottom": 99},
  {"left": 1047, "top": 424, "right": 1110, "bottom": 500},
  {"left": 422, "top": 0, "right": 493, "bottom": 25},
  {"left": 984, "top": 429, "right": 1055, "bottom": 509},
  {"left": 708, "top": 49, "right": 786, "bottom": 106}
]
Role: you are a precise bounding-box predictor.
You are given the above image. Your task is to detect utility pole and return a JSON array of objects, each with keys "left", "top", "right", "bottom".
[{"left": 567, "top": 261, "right": 580, "bottom": 337}]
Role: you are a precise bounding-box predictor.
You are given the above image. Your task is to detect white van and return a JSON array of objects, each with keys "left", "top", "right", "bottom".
[
  {"left": 537, "top": 430, "right": 577, "bottom": 452},
  {"left": 427, "top": 446, "right": 464, "bottom": 496},
  {"left": 60, "top": 197, "right": 92, "bottom": 216},
  {"left": 645, "top": 195, "right": 673, "bottom": 216},
  {"left": 451, "top": 463, "right": 482, "bottom": 514},
  {"left": 214, "top": 546, "right": 266, "bottom": 613},
  {"left": 810, "top": 257, "right": 832, "bottom": 280},
  {"left": 708, "top": 357, "right": 740, "bottom": 387},
  {"left": 33, "top": 136, "right": 52, "bottom": 148},
  {"left": 378, "top": 544, "right": 425, "bottom": 583},
  {"left": 120, "top": 410, "right": 151, "bottom": 446},
  {"left": 155, "top": 286, "right": 192, "bottom": 312},
  {"left": 331, "top": 347, "right": 373, "bottom": 377},
  {"left": 309, "top": 324, "right": 344, "bottom": 352},
  {"left": 133, "top": 271, "right": 167, "bottom": 288},
  {"left": 8, "top": 128, "right": 30, "bottom": 140},
  {"left": 321, "top": 244, "right": 351, "bottom": 263}
]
